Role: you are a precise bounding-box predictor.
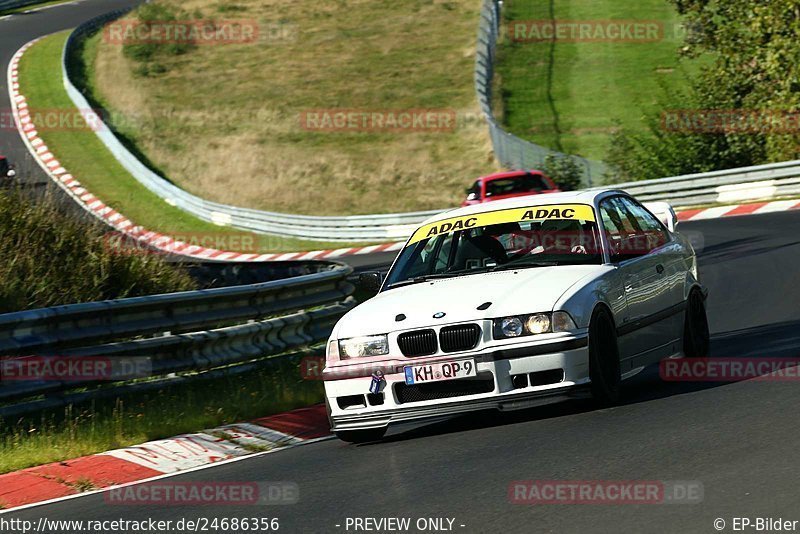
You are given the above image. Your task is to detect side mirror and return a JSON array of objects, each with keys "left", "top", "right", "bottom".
[{"left": 359, "top": 272, "right": 383, "bottom": 292}]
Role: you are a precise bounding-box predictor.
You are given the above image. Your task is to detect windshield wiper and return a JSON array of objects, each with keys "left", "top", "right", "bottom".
[
  {"left": 490, "top": 261, "right": 558, "bottom": 272},
  {"left": 385, "top": 267, "right": 494, "bottom": 288}
]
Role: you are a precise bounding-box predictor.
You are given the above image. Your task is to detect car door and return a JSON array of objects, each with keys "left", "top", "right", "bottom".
[
  {"left": 599, "top": 196, "right": 678, "bottom": 371},
  {"left": 624, "top": 197, "right": 687, "bottom": 345}
]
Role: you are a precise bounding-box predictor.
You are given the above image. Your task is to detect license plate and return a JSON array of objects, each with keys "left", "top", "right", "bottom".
[{"left": 404, "top": 359, "right": 477, "bottom": 385}]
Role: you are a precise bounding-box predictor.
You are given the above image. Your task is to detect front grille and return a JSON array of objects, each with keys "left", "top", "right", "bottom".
[
  {"left": 397, "top": 329, "right": 437, "bottom": 357},
  {"left": 395, "top": 373, "right": 494, "bottom": 404},
  {"left": 439, "top": 324, "right": 481, "bottom": 353}
]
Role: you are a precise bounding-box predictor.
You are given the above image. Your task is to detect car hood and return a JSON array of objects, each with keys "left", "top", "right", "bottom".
[{"left": 334, "top": 265, "right": 605, "bottom": 338}]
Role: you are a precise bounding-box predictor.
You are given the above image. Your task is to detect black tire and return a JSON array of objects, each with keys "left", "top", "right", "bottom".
[
  {"left": 589, "top": 306, "right": 622, "bottom": 405},
  {"left": 334, "top": 427, "right": 387, "bottom": 444},
  {"left": 683, "top": 288, "right": 710, "bottom": 358}
]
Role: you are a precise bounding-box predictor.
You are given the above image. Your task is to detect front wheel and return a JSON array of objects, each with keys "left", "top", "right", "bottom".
[
  {"left": 589, "top": 306, "right": 621, "bottom": 406},
  {"left": 334, "top": 427, "right": 387, "bottom": 444},
  {"left": 683, "top": 288, "right": 710, "bottom": 358}
]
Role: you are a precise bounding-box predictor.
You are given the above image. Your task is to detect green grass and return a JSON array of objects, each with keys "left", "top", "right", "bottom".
[
  {"left": 18, "top": 32, "right": 365, "bottom": 253},
  {"left": 0, "top": 356, "right": 323, "bottom": 474},
  {"left": 496, "top": 0, "right": 698, "bottom": 163}
]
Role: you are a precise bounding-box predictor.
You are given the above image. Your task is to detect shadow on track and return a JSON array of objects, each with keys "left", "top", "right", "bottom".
[{"left": 366, "top": 319, "right": 800, "bottom": 445}]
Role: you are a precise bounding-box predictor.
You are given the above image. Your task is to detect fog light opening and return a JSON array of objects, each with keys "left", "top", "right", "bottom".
[{"left": 511, "top": 374, "right": 529, "bottom": 389}]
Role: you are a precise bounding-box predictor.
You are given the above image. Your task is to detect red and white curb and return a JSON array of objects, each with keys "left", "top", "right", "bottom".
[
  {"left": 677, "top": 199, "right": 800, "bottom": 222},
  {"left": 0, "top": 404, "right": 331, "bottom": 511},
  {"left": 8, "top": 39, "right": 403, "bottom": 262}
]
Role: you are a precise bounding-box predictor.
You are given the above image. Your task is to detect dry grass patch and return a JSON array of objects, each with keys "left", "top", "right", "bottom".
[{"left": 86, "top": 0, "right": 497, "bottom": 215}]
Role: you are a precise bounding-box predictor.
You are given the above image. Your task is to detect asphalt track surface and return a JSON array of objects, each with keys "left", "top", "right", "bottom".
[
  {"left": 4, "top": 3, "right": 800, "bottom": 534},
  {"left": 6, "top": 212, "right": 800, "bottom": 533},
  {"left": 0, "top": 0, "right": 141, "bottom": 185}
]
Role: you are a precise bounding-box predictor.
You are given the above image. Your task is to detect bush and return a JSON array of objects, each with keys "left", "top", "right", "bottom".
[
  {"left": 122, "top": 2, "right": 196, "bottom": 74},
  {"left": 541, "top": 154, "right": 583, "bottom": 191},
  {"left": 604, "top": 1, "right": 800, "bottom": 182},
  {"left": 0, "top": 187, "right": 196, "bottom": 313},
  {"left": 604, "top": 79, "right": 770, "bottom": 183}
]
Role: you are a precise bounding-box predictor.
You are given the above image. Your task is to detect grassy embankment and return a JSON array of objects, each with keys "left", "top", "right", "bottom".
[
  {"left": 19, "top": 32, "right": 362, "bottom": 252},
  {"left": 495, "top": 0, "right": 696, "bottom": 165},
  {"left": 86, "top": 0, "right": 496, "bottom": 215}
]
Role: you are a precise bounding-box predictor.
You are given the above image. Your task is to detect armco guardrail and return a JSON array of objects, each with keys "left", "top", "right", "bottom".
[
  {"left": 50, "top": 6, "right": 800, "bottom": 246},
  {"left": 62, "top": 9, "right": 441, "bottom": 243},
  {"left": 0, "top": 262, "right": 355, "bottom": 417},
  {"left": 596, "top": 159, "right": 800, "bottom": 207},
  {"left": 474, "top": 0, "right": 604, "bottom": 185}
]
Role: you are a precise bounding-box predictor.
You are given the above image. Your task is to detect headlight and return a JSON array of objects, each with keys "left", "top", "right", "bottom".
[
  {"left": 525, "top": 313, "right": 551, "bottom": 334},
  {"left": 501, "top": 317, "right": 523, "bottom": 337},
  {"left": 338, "top": 335, "right": 389, "bottom": 359},
  {"left": 493, "top": 311, "right": 576, "bottom": 339}
]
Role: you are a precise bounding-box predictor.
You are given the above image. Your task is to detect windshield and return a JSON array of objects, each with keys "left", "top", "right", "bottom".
[
  {"left": 384, "top": 204, "right": 601, "bottom": 289},
  {"left": 486, "top": 174, "right": 549, "bottom": 197}
]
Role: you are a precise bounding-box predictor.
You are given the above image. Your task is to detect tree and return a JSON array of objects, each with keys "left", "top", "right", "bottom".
[{"left": 606, "top": 1, "right": 799, "bottom": 181}]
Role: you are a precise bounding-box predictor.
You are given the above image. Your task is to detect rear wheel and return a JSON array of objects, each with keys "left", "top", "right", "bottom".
[
  {"left": 334, "top": 427, "right": 387, "bottom": 444},
  {"left": 683, "top": 289, "right": 710, "bottom": 358},
  {"left": 589, "top": 306, "right": 621, "bottom": 405}
]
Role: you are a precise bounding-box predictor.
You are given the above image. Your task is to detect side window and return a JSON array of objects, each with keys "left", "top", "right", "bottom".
[
  {"left": 619, "top": 197, "right": 671, "bottom": 254},
  {"left": 521, "top": 173, "right": 548, "bottom": 192},
  {"left": 600, "top": 199, "right": 626, "bottom": 237},
  {"left": 610, "top": 197, "right": 641, "bottom": 233},
  {"left": 600, "top": 197, "right": 647, "bottom": 262}
]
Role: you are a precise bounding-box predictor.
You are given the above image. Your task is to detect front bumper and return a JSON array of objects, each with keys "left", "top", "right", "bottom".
[{"left": 325, "top": 334, "right": 590, "bottom": 431}]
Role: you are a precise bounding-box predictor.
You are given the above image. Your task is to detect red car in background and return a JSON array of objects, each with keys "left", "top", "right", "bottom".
[{"left": 462, "top": 170, "right": 560, "bottom": 207}]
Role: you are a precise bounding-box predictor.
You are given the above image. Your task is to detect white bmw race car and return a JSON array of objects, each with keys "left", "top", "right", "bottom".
[{"left": 324, "top": 190, "right": 709, "bottom": 443}]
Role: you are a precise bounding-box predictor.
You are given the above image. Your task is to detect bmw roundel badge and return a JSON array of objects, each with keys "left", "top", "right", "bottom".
[{"left": 433, "top": 312, "right": 446, "bottom": 319}]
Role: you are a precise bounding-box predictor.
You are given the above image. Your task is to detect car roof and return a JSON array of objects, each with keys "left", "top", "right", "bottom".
[
  {"left": 478, "top": 170, "right": 544, "bottom": 181},
  {"left": 420, "top": 189, "right": 624, "bottom": 226}
]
